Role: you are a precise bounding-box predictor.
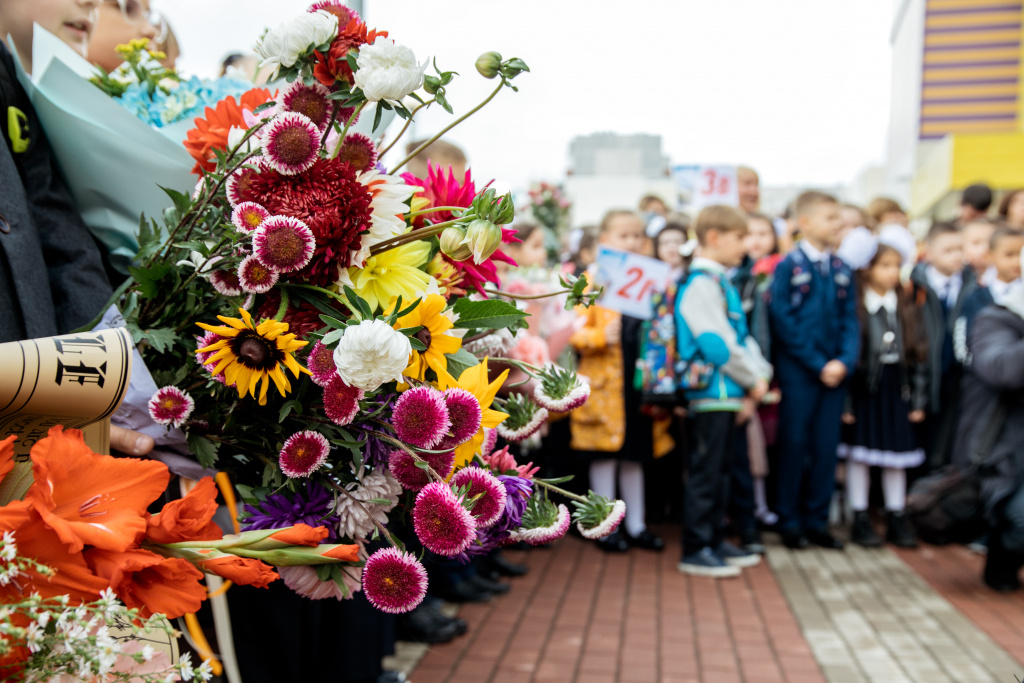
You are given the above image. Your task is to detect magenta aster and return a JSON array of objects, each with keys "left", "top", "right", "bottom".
[
  {"left": 279, "top": 430, "right": 331, "bottom": 478},
  {"left": 278, "top": 80, "right": 333, "bottom": 130},
  {"left": 253, "top": 215, "right": 316, "bottom": 273},
  {"left": 332, "top": 132, "right": 378, "bottom": 173},
  {"left": 511, "top": 502, "right": 571, "bottom": 546},
  {"left": 238, "top": 255, "right": 279, "bottom": 294},
  {"left": 362, "top": 547, "right": 427, "bottom": 614},
  {"left": 231, "top": 201, "right": 270, "bottom": 234},
  {"left": 451, "top": 467, "right": 508, "bottom": 529},
  {"left": 323, "top": 375, "right": 363, "bottom": 425},
  {"left": 534, "top": 364, "right": 591, "bottom": 412},
  {"left": 412, "top": 482, "right": 477, "bottom": 557},
  {"left": 439, "top": 387, "right": 483, "bottom": 448},
  {"left": 306, "top": 340, "right": 338, "bottom": 387},
  {"left": 388, "top": 448, "right": 456, "bottom": 492},
  {"left": 148, "top": 386, "right": 194, "bottom": 428},
  {"left": 495, "top": 393, "right": 548, "bottom": 443},
  {"left": 262, "top": 112, "right": 322, "bottom": 176},
  {"left": 480, "top": 427, "right": 498, "bottom": 458},
  {"left": 392, "top": 387, "right": 450, "bottom": 449},
  {"left": 209, "top": 268, "right": 243, "bottom": 297},
  {"left": 308, "top": 0, "right": 360, "bottom": 24}
]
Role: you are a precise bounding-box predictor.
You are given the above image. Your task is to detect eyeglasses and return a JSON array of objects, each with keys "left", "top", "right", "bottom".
[{"left": 105, "top": 0, "right": 168, "bottom": 43}]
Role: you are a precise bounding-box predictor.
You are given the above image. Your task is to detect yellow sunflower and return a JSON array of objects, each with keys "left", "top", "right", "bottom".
[
  {"left": 388, "top": 294, "right": 462, "bottom": 381},
  {"left": 197, "top": 308, "right": 309, "bottom": 406},
  {"left": 435, "top": 358, "right": 509, "bottom": 469}
]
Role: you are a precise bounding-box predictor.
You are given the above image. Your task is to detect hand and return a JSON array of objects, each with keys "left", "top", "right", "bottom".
[
  {"left": 749, "top": 379, "right": 769, "bottom": 403},
  {"left": 908, "top": 410, "right": 926, "bottom": 424},
  {"left": 604, "top": 318, "right": 621, "bottom": 346},
  {"left": 842, "top": 412, "right": 856, "bottom": 425},
  {"left": 673, "top": 405, "right": 689, "bottom": 418},
  {"left": 736, "top": 397, "right": 756, "bottom": 425},
  {"left": 820, "top": 360, "right": 847, "bottom": 388},
  {"left": 763, "top": 389, "right": 781, "bottom": 404},
  {"left": 110, "top": 425, "right": 155, "bottom": 457}
]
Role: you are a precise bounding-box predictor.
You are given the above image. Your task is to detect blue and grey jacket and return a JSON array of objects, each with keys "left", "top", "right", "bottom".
[{"left": 675, "top": 258, "right": 773, "bottom": 411}]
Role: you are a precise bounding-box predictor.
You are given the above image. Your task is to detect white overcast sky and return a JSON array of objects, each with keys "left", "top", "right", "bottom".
[{"left": 162, "top": 0, "right": 894, "bottom": 192}]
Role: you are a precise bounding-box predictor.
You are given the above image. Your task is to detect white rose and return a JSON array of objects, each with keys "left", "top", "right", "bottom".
[
  {"left": 353, "top": 37, "right": 426, "bottom": 103},
  {"left": 255, "top": 10, "right": 338, "bottom": 76},
  {"left": 333, "top": 319, "right": 411, "bottom": 391}
]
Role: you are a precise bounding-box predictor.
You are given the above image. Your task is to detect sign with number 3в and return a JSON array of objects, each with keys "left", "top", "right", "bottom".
[
  {"left": 690, "top": 165, "right": 738, "bottom": 211},
  {"left": 594, "top": 247, "right": 672, "bottom": 320}
]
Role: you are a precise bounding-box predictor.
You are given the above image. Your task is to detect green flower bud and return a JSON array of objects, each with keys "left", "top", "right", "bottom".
[
  {"left": 495, "top": 194, "right": 515, "bottom": 225},
  {"left": 475, "top": 51, "right": 502, "bottom": 79},
  {"left": 500, "top": 57, "right": 530, "bottom": 79},
  {"left": 462, "top": 218, "right": 503, "bottom": 264},
  {"left": 440, "top": 225, "right": 473, "bottom": 261}
]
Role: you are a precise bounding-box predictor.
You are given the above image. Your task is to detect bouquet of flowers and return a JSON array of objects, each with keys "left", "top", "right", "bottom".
[
  {"left": 82, "top": 1, "right": 619, "bottom": 613},
  {"left": 526, "top": 181, "right": 572, "bottom": 234}
]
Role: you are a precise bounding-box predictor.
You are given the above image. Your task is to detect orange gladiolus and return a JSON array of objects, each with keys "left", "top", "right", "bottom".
[
  {"left": 0, "top": 435, "right": 15, "bottom": 483},
  {"left": 319, "top": 544, "right": 360, "bottom": 562},
  {"left": 26, "top": 426, "right": 169, "bottom": 553},
  {"left": 85, "top": 547, "right": 206, "bottom": 619},
  {"left": 146, "top": 477, "right": 222, "bottom": 545},
  {"left": 195, "top": 555, "right": 278, "bottom": 588},
  {"left": 183, "top": 88, "right": 273, "bottom": 173},
  {"left": 267, "top": 524, "right": 329, "bottom": 547}
]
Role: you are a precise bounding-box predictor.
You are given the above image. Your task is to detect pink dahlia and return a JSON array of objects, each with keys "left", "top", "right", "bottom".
[
  {"left": 578, "top": 499, "right": 627, "bottom": 540},
  {"left": 308, "top": 0, "right": 361, "bottom": 24},
  {"left": 232, "top": 201, "right": 270, "bottom": 234},
  {"left": 253, "top": 215, "right": 316, "bottom": 273},
  {"left": 483, "top": 445, "right": 539, "bottom": 480},
  {"left": 451, "top": 467, "right": 507, "bottom": 528},
  {"left": 388, "top": 448, "right": 456, "bottom": 491},
  {"left": 323, "top": 376, "right": 363, "bottom": 425},
  {"left": 148, "top": 386, "right": 194, "bottom": 428},
  {"left": 306, "top": 340, "right": 338, "bottom": 387},
  {"left": 362, "top": 547, "right": 427, "bottom": 614},
  {"left": 439, "top": 388, "right": 483, "bottom": 448},
  {"left": 392, "top": 387, "right": 450, "bottom": 449},
  {"left": 238, "top": 254, "right": 279, "bottom": 294},
  {"left": 279, "top": 431, "right": 331, "bottom": 478},
  {"left": 278, "top": 80, "right": 333, "bottom": 131},
  {"left": 330, "top": 132, "right": 378, "bottom": 173},
  {"left": 412, "top": 482, "right": 476, "bottom": 556},
  {"left": 511, "top": 503, "right": 571, "bottom": 546},
  {"left": 209, "top": 268, "right": 243, "bottom": 297},
  {"left": 262, "top": 112, "right": 322, "bottom": 176}
]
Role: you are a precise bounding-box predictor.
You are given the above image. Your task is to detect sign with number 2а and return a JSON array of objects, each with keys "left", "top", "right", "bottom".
[
  {"left": 594, "top": 247, "right": 672, "bottom": 319},
  {"left": 690, "top": 165, "right": 738, "bottom": 211}
]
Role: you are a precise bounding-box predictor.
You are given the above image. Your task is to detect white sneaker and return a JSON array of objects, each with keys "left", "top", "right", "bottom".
[{"left": 678, "top": 548, "right": 741, "bottom": 578}]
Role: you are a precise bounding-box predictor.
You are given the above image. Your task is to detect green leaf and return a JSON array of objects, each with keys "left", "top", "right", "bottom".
[
  {"left": 443, "top": 347, "right": 480, "bottom": 379},
  {"left": 372, "top": 102, "right": 384, "bottom": 132},
  {"left": 140, "top": 327, "right": 178, "bottom": 354},
  {"left": 187, "top": 433, "right": 219, "bottom": 469},
  {"left": 160, "top": 186, "right": 193, "bottom": 216},
  {"left": 319, "top": 314, "right": 348, "bottom": 330},
  {"left": 315, "top": 564, "right": 333, "bottom": 582},
  {"left": 234, "top": 484, "right": 255, "bottom": 502},
  {"left": 452, "top": 298, "right": 527, "bottom": 330},
  {"left": 127, "top": 263, "right": 174, "bottom": 299},
  {"left": 279, "top": 399, "right": 303, "bottom": 421}
]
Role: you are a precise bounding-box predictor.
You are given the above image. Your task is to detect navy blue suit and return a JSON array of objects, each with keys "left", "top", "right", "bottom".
[{"left": 768, "top": 248, "right": 860, "bottom": 533}]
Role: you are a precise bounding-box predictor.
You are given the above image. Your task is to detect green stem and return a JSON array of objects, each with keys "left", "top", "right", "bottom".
[
  {"left": 274, "top": 289, "right": 291, "bottom": 321},
  {"left": 282, "top": 283, "right": 352, "bottom": 309},
  {"left": 533, "top": 479, "right": 587, "bottom": 504},
  {"left": 330, "top": 101, "right": 368, "bottom": 159},
  {"left": 366, "top": 430, "right": 446, "bottom": 484},
  {"left": 406, "top": 206, "right": 469, "bottom": 218},
  {"left": 368, "top": 218, "right": 465, "bottom": 256},
  {"left": 390, "top": 79, "right": 507, "bottom": 174},
  {"left": 377, "top": 98, "right": 436, "bottom": 159},
  {"left": 484, "top": 287, "right": 572, "bottom": 301}
]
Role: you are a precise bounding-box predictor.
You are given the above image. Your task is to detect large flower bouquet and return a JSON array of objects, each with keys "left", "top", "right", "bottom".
[{"left": 85, "top": 2, "right": 618, "bottom": 613}]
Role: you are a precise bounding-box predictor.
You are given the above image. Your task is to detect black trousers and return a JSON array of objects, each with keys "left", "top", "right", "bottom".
[
  {"left": 682, "top": 411, "right": 736, "bottom": 554},
  {"left": 729, "top": 421, "right": 757, "bottom": 535}
]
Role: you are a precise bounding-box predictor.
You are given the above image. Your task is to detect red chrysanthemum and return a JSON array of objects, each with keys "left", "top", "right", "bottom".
[
  {"left": 312, "top": 18, "right": 387, "bottom": 87},
  {"left": 257, "top": 295, "right": 325, "bottom": 339},
  {"left": 323, "top": 376, "right": 363, "bottom": 425},
  {"left": 362, "top": 547, "right": 427, "bottom": 614},
  {"left": 412, "top": 482, "right": 476, "bottom": 557},
  {"left": 237, "top": 157, "right": 373, "bottom": 286},
  {"left": 388, "top": 448, "right": 456, "bottom": 492},
  {"left": 392, "top": 387, "right": 450, "bottom": 449},
  {"left": 279, "top": 81, "right": 333, "bottom": 130},
  {"left": 184, "top": 88, "right": 273, "bottom": 174}
]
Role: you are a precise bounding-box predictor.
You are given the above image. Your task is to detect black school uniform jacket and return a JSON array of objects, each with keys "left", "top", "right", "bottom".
[{"left": 0, "top": 42, "right": 111, "bottom": 342}]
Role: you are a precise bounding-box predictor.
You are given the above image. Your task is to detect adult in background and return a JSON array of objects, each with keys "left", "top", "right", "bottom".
[
  {"left": 737, "top": 166, "right": 760, "bottom": 214},
  {"left": 999, "top": 188, "right": 1024, "bottom": 230}
]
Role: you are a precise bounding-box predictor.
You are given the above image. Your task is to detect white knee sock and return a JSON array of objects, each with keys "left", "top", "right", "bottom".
[
  {"left": 589, "top": 459, "right": 617, "bottom": 501},
  {"left": 882, "top": 468, "right": 906, "bottom": 512},
  {"left": 846, "top": 461, "right": 870, "bottom": 512},
  {"left": 618, "top": 460, "right": 647, "bottom": 537}
]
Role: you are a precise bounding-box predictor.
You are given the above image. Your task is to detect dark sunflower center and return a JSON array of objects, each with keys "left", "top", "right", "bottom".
[
  {"left": 231, "top": 332, "right": 282, "bottom": 371},
  {"left": 414, "top": 327, "right": 433, "bottom": 349},
  {"left": 274, "top": 126, "right": 316, "bottom": 166}
]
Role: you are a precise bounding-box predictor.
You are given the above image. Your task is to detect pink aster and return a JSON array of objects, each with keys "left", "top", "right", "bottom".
[
  {"left": 306, "top": 340, "right": 338, "bottom": 387},
  {"left": 262, "top": 112, "right": 322, "bottom": 176},
  {"left": 278, "top": 80, "right": 333, "bottom": 131},
  {"left": 362, "top": 547, "right": 427, "bottom": 614},
  {"left": 324, "top": 376, "right": 363, "bottom": 425},
  {"left": 451, "top": 467, "right": 507, "bottom": 529},
  {"left": 392, "top": 387, "right": 450, "bottom": 449},
  {"left": 388, "top": 448, "right": 456, "bottom": 492},
  {"left": 232, "top": 202, "right": 270, "bottom": 234},
  {"left": 226, "top": 167, "right": 260, "bottom": 207},
  {"left": 148, "top": 386, "right": 194, "bottom": 428},
  {"left": 412, "top": 482, "right": 477, "bottom": 557},
  {"left": 238, "top": 254, "right": 279, "bottom": 294},
  {"left": 279, "top": 430, "right": 331, "bottom": 478},
  {"left": 308, "top": 0, "right": 361, "bottom": 24},
  {"left": 480, "top": 427, "right": 498, "bottom": 458},
  {"left": 439, "top": 387, "right": 483, "bottom": 448},
  {"left": 209, "top": 268, "right": 242, "bottom": 297},
  {"left": 329, "top": 132, "right": 378, "bottom": 173},
  {"left": 253, "top": 215, "right": 316, "bottom": 273},
  {"left": 496, "top": 406, "right": 548, "bottom": 443},
  {"left": 510, "top": 503, "right": 571, "bottom": 546}
]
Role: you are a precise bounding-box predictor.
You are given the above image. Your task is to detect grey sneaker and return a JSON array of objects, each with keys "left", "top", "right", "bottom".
[
  {"left": 718, "top": 540, "right": 761, "bottom": 568},
  {"left": 678, "top": 547, "right": 741, "bottom": 578}
]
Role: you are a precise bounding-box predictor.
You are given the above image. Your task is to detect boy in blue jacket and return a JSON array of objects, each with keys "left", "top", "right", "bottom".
[
  {"left": 769, "top": 191, "right": 859, "bottom": 550},
  {"left": 676, "top": 205, "right": 772, "bottom": 577}
]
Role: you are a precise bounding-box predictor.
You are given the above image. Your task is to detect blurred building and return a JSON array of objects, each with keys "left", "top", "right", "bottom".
[{"left": 868, "top": 0, "right": 1024, "bottom": 217}]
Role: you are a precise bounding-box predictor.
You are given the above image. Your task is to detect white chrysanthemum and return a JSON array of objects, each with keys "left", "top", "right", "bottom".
[
  {"left": 335, "top": 466, "right": 402, "bottom": 540},
  {"left": 333, "top": 319, "right": 412, "bottom": 391},
  {"left": 353, "top": 37, "right": 427, "bottom": 103},
  {"left": 255, "top": 10, "right": 338, "bottom": 77},
  {"left": 349, "top": 170, "right": 416, "bottom": 267},
  {"left": 578, "top": 499, "right": 627, "bottom": 539},
  {"left": 463, "top": 328, "right": 516, "bottom": 358}
]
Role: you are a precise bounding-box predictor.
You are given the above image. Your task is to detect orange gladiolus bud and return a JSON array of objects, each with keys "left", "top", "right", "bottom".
[
  {"left": 85, "top": 547, "right": 206, "bottom": 619},
  {"left": 319, "top": 544, "right": 360, "bottom": 562},
  {"left": 196, "top": 555, "right": 279, "bottom": 588},
  {"left": 268, "top": 524, "right": 329, "bottom": 547},
  {"left": 146, "top": 477, "right": 223, "bottom": 545}
]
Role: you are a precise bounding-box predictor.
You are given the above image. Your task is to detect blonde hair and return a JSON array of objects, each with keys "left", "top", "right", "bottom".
[
  {"left": 867, "top": 197, "right": 905, "bottom": 225},
  {"left": 694, "top": 205, "right": 748, "bottom": 245},
  {"left": 792, "top": 190, "right": 838, "bottom": 218},
  {"left": 598, "top": 209, "right": 640, "bottom": 235}
]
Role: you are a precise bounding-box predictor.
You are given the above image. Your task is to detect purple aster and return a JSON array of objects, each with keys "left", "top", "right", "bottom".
[
  {"left": 241, "top": 481, "right": 339, "bottom": 541},
  {"left": 457, "top": 475, "right": 532, "bottom": 563}
]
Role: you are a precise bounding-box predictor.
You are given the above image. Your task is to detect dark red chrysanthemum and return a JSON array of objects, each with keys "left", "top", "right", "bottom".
[
  {"left": 257, "top": 295, "right": 325, "bottom": 339},
  {"left": 238, "top": 157, "right": 373, "bottom": 286}
]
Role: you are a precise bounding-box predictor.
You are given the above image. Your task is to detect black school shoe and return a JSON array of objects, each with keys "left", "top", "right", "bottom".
[
  {"left": 779, "top": 528, "right": 809, "bottom": 550},
  {"left": 596, "top": 529, "right": 630, "bottom": 553},
  {"left": 851, "top": 511, "right": 882, "bottom": 548},
  {"left": 885, "top": 511, "right": 918, "bottom": 548},
  {"left": 431, "top": 577, "right": 493, "bottom": 603},
  {"left": 396, "top": 601, "right": 466, "bottom": 644},
  {"left": 806, "top": 528, "right": 845, "bottom": 550},
  {"left": 626, "top": 529, "right": 665, "bottom": 551},
  {"left": 483, "top": 551, "right": 528, "bottom": 577},
  {"left": 467, "top": 573, "right": 510, "bottom": 595}
]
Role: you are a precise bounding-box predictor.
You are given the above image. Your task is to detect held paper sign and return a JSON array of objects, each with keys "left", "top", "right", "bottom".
[
  {"left": 672, "top": 164, "right": 738, "bottom": 211},
  {"left": 594, "top": 247, "right": 672, "bottom": 320}
]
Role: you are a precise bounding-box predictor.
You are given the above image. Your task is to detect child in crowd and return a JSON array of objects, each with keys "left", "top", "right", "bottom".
[
  {"left": 958, "top": 183, "right": 993, "bottom": 226},
  {"left": 962, "top": 218, "right": 997, "bottom": 284},
  {"left": 839, "top": 244, "right": 928, "bottom": 548},
  {"left": 957, "top": 227, "right": 1024, "bottom": 361},
  {"left": 675, "top": 205, "right": 771, "bottom": 576},
  {"left": 654, "top": 222, "right": 688, "bottom": 280},
  {"left": 569, "top": 227, "right": 598, "bottom": 277},
  {"left": 910, "top": 222, "right": 977, "bottom": 468},
  {"left": 999, "top": 189, "right": 1024, "bottom": 229},
  {"left": 571, "top": 210, "right": 671, "bottom": 552},
  {"left": 88, "top": 0, "right": 162, "bottom": 73},
  {"left": 868, "top": 197, "right": 908, "bottom": 228},
  {"left": 769, "top": 191, "right": 859, "bottom": 550}
]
